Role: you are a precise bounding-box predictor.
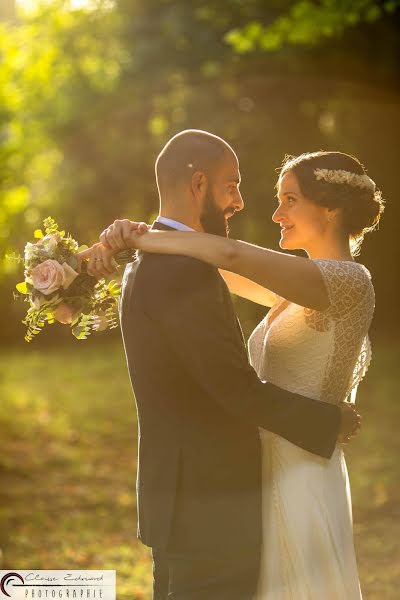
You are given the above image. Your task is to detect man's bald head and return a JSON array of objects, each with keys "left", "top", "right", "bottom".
[{"left": 155, "top": 129, "right": 236, "bottom": 197}]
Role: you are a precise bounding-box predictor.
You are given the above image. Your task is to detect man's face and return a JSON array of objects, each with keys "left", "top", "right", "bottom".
[{"left": 200, "top": 152, "right": 244, "bottom": 237}]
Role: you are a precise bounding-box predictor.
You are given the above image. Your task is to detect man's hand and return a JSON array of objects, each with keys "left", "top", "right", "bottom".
[
  {"left": 77, "top": 242, "right": 119, "bottom": 279},
  {"left": 338, "top": 402, "right": 362, "bottom": 444},
  {"left": 99, "top": 219, "right": 149, "bottom": 251}
]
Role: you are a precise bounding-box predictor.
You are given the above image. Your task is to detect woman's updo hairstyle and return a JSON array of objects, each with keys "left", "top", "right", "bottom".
[{"left": 277, "top": 151, "right": 385, "bottom": 256}]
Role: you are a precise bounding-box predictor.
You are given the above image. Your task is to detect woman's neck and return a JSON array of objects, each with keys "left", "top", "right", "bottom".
[{"left": 306, "top": 238, "right": 354, "bottom": 261}]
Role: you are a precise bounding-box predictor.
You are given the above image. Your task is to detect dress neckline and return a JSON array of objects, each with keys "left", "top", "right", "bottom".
[{"left": 266, "top": 298, "right": 292, "bottom": 329}]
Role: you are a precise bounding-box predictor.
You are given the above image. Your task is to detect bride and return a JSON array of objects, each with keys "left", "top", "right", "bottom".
[{"left": 82, "top": 149, "right": 383, "bottom": 599}]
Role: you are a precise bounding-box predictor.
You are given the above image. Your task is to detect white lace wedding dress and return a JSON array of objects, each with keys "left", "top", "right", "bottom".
[{"left": 249, "top": 259, "right": 375, "bottom": 600}]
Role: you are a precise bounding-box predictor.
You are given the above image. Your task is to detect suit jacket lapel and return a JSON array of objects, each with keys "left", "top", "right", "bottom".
[
  {"left": 152, "top": 221, "right": 176, "bottom": 232},
  {"left": 218, "top": 275, "right": 246, "bottom": 347}
]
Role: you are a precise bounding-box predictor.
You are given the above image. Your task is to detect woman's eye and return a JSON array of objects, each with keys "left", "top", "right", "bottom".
[{"left": 287, "top": 197, "right": 296, "bottom": 204}]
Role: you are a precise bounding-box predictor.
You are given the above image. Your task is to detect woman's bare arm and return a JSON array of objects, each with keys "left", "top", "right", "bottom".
[
  {"left": 128, "top": 230, "right": 330, "bottom": 311},
  {"left": 219, "top": 270, "right": 277, "bottom": 307}
]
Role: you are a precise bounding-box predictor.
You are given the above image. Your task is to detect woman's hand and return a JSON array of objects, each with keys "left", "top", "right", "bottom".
[
  {"left": 99, "top": 219, "right": 149, "bottom": 251},
  {"left": 77, "top": 242, "right": 119, "bottom": 279},
  {"left": 338, "top": 402, "right": 362, "bottom": 444}
]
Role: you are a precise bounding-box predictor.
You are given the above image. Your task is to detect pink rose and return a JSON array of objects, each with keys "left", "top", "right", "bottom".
[
  {"left": 93, "top": 313, "right": 109, "bottom": 332},
  {"left": 53, "top": 303, "right": 78, "bottom": 324},
  {"left": 31, "top": 260, "right": 65, "bottom": 295},
  {"left": 31, "top": 260, "right": 79, "bottom": 296}
]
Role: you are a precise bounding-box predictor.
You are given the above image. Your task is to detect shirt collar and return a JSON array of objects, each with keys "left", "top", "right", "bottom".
[{"left": 156, "top": 216, "right": 195, "bottom": 232}]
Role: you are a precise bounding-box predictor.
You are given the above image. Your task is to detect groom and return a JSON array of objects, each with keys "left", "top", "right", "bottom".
[{"left": 98, "top": 130, "right": 360, "bottom": 599}]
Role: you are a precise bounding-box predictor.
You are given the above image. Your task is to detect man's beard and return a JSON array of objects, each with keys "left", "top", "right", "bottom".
[{"left": 200, "top": 189, "right": 230, "bottom": 237}]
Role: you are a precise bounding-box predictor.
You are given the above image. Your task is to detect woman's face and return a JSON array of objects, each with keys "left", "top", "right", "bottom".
[{"left": 272, "top": 170, "right": 330, "bottom": 252}]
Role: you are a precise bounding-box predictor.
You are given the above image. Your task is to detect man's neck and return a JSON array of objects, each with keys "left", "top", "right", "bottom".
[{"left": 158, "top": 210, "right": 203, "bottom": 232}]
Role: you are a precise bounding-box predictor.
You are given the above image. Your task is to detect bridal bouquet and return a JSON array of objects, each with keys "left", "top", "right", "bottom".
[{"left": 11, "top": 217, "right": 133, "bottom": 341}]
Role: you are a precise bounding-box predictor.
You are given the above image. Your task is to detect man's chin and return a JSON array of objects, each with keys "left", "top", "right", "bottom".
[
  {"left": 202, "top": 221, "right": 229, "bottom": 237},
  {"left": 200, "top": 205, "right": 231, "bottom": 237}
]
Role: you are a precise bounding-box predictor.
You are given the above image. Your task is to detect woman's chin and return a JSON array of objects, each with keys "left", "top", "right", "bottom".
[
  {"left": 279, "top": 236, "right": 298, "bottom": 250},
  {"left": 279, "top": 236, "right": 291, "bottom": 248}
]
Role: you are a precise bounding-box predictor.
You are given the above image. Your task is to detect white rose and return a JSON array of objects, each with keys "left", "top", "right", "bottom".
[
  {"left": 42, "top": 234, "right": 59, "bottom": 253},
  {"left": 24, "top": 242, "right": 37, "bottom": 261}
]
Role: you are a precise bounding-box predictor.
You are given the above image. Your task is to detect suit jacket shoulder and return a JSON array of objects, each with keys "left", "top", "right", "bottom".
[{"left": 137, "top": 253, "right": 224, "bottom": 310}]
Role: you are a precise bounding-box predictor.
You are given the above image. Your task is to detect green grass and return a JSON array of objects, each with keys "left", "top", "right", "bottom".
[{"left": 0, "top": 340, "right": 399, "bottom": 599}]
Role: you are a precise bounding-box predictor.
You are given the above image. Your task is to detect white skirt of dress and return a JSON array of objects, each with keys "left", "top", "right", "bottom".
[{"left": 254, "top": 431, "right": 362, "bottom": 600}]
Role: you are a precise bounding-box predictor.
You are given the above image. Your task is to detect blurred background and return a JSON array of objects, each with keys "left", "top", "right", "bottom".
[{"left": 0, "top": 0, "right": 399, "bottom": 598}]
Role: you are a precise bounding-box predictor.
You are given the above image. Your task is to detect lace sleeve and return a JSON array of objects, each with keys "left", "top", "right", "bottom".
[
  {"left": 348, "top": 334, "right": 373, "bottom": 403},
  {"left": 311, "top": 259, "right": 374, "bottom": 320}
]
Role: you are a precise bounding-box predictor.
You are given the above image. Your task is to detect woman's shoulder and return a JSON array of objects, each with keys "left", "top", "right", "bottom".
[
  {"left": 311, "top": 257, "right": 368, "bottom": 269},
  {"left": 310, "top": 258, "right": 375, "bottom": 315},
  {"left": 311, "top": 258, "right": 373, "bottom": 284}
]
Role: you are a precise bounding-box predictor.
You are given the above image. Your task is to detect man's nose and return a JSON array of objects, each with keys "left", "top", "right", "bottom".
[{"left": 234, "top": 191, "right": 244, "bottom": 212}]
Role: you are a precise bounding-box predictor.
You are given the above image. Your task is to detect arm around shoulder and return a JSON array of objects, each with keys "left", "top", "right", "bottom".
[{"left": 148, "top": 257, "right": 340, "bottom": 458}]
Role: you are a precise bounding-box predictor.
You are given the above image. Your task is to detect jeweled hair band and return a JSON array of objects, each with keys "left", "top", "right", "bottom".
[{"left": 314, "top": 168, "right": 375, "bottom": 192}]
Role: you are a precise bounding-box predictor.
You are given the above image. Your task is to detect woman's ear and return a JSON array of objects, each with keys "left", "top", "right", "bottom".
[
  {"left": 191, "top": 170, "right": 208, "bottom": 200},
  {"left": 327, "top": 206, "right": 342, "bottom": 223}
]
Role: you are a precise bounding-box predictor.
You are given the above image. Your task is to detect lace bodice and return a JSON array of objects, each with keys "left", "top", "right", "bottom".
[{"left": 248, "top": 259, "right": 375, "bottom": 405}]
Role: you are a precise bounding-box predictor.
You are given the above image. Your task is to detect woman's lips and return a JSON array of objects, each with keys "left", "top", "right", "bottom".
[{"left": 281, "top": 225, "right": 294, "bottom": 232}]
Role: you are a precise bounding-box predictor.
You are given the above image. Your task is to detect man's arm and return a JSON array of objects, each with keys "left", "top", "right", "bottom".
[{"left": 145, "top": 256, "right": 341, "bottom": 459}]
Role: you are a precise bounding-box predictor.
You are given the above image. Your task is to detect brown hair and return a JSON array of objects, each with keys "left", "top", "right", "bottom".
[{"left": 277, "top": 151, "right": 385, "bottom": 256}]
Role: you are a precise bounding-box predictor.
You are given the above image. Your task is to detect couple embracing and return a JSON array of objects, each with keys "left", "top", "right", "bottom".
[{"left": 80, "top": 130, "right": 382, "bottom": 599}]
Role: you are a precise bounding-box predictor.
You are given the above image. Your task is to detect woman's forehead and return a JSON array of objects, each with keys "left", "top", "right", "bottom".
[{"left": 279, "top": 170, "right": 301, "bottom": 193}]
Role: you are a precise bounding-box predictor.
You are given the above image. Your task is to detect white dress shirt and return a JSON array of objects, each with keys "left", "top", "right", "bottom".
[{"left": 156, "top": 216, "right": 195, "bottom": 232}]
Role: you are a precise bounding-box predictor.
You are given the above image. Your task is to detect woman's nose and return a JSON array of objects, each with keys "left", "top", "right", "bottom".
[{"left": 272, "top": 205, "right": 284, "bottom": 223}]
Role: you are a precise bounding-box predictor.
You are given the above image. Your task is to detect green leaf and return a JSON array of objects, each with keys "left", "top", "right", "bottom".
[
  {"left": 34, "top": 229, "right": 44, "bottom": 239},
  {"left": 16, "top": 282, "right": 29, "bottom": 294},
  {"left": 107, "top": 280, "right": 121, "bottom": 292},
  {"left": 72, "top": 325, "right": 88, "bottom": 339}
]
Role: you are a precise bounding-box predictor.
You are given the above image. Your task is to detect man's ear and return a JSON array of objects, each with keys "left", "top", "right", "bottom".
[{"left": 191, "top": 170, "right": 208, "bottom": 200}]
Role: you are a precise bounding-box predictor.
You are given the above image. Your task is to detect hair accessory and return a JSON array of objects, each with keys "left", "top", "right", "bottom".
[{"left": 314, "top": 168, "right": 375, "bottom": 192}]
